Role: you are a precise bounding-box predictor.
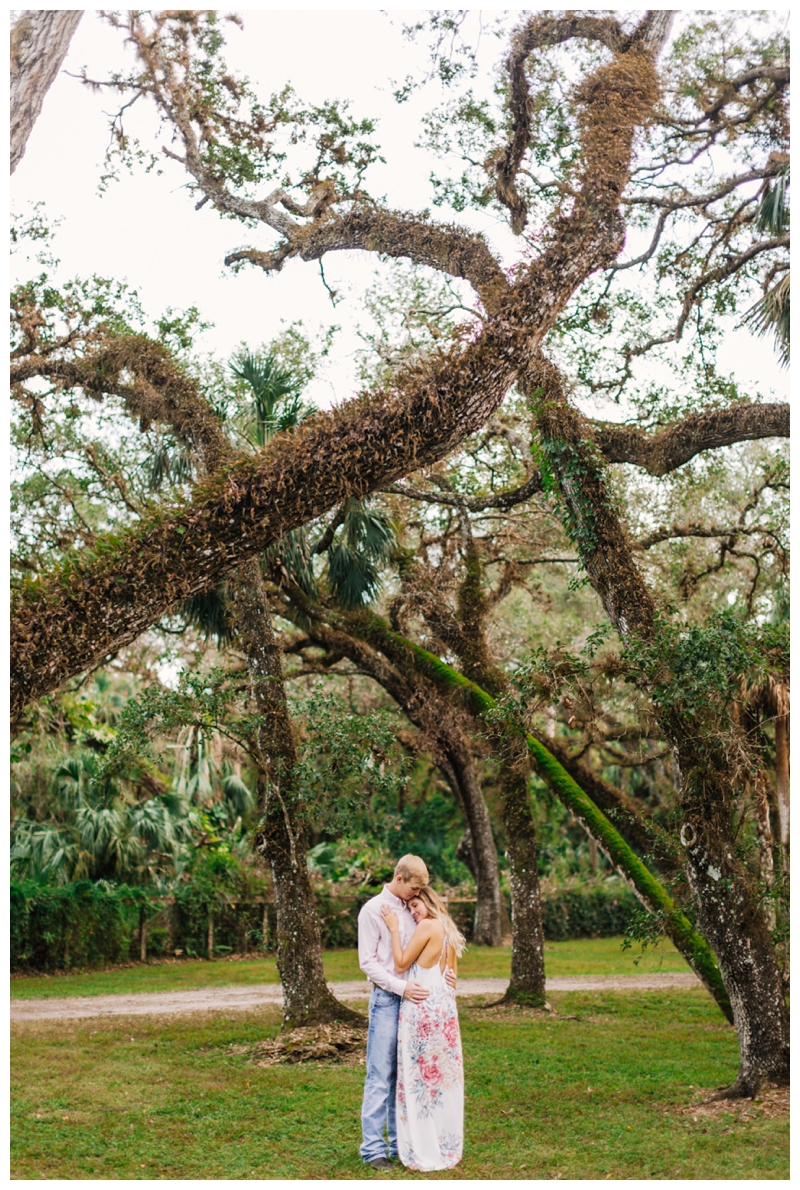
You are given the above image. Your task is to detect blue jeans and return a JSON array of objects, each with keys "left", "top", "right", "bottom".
[{"left": 360, "top": 985, "right": 401, "bottom": 1162}]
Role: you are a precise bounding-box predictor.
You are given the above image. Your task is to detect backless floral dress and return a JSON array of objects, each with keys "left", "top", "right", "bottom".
[{"left": 396, "top": 938, "right": 464, "bottom": 1171}]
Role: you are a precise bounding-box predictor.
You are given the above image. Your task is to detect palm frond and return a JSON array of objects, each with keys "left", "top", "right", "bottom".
[
  {"left": 756, "top": 167, "right": 789, "bottom": 237},
  {"left": 327, "top": 541, "right": 382, "bottom": 608},
  {"left": 324, "top": 499, "right": 397, "bottom": 608},
  {"left": 146, "top": 440, "right": 194, "bottom": 491},
  {"left": 221, "top": 773, "right": 255, "bottom": 815},
  {"left": 180, "top": 584, "right": 237, "bottom": 646},
  {"left": 743, "top": 273, "right": 790, "bottom": 367},
  {"left": 263, "top": 526, "right": 318, "bottom": 599},
  {"left": 342, "top": 499, "right": 397, "bottom": 563},
  {"left": 230, "top": 349, "right": 303, "bottom": 445}
]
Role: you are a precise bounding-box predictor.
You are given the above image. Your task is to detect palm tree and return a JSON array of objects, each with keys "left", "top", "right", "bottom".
[
  {"left": 229, "top": 349, "right": 311, "bottom": 446},
  {"left": 11, "top": 751, "right": 190, "bottom": 886}
]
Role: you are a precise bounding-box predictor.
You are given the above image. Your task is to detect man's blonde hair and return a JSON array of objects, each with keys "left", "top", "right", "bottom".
[{"left": 394, "top": 854, "right": 429, "bottom": 886}]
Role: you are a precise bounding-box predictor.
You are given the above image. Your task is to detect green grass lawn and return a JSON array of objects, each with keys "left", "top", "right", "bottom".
[
  {"left": 10, "top": 936, "right": 690, "bottom": 999},
  {"left": 10, "top": 989, "right": 787, "bottom": 1179}
]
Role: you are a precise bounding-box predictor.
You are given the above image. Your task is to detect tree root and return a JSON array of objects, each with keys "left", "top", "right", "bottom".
[
  {"left": 250, "top": 1021, "right": 367, "bottom": 1066},
  {"left": 480, "top": 991, "right": 555, "bottom": 1013},
  {"left": 702, "top": 1069, "right": 790, "bottom": 1103},
  {"left": 281, "top": 993, "right": 366, "bottom": 1032}
]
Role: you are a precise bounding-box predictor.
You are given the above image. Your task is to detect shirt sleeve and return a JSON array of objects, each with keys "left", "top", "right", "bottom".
[{"left": 358, "top": 907, "right": 406, "bottom": 997}]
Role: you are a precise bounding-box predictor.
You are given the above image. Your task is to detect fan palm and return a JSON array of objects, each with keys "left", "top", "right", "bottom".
[
  {"left": 743, "top": 167, "right": 789, "bottom": 366},
  {"left": 11, "top": 751, "right": 190, "bottom": 885},
  {"left": 173, "top": 724, "right": 255, "bottom": 821},
  {"left": 230, "top": 349, "right": 311, "bottom": 446}
]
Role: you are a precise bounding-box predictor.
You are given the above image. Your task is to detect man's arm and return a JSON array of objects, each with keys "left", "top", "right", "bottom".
[
  {"left": 383, "top": 912, "right": 433, "bottom": 972},
  {"left": 357, "top": 908, "right": 406, "bottom": 997}
]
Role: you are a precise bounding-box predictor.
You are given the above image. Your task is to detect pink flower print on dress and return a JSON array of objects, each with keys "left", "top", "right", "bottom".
[{"left": 443, "top": 1017, "right": 459, "bottom": 1049}]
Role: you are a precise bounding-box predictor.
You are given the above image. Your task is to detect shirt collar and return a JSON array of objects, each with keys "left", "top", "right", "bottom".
[{"left": 381, "top": 884, "right": 410, "bottom": 911}]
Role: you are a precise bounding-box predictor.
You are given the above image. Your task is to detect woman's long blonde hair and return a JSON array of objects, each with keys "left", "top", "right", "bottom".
[{"left": 412, "top": 887, "right": 467, "bottom": 957}]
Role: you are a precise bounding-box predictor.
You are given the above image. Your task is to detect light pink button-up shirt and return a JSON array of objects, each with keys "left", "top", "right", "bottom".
[{"left": 357, "top": 885, "right": 416, "bottom": 997}]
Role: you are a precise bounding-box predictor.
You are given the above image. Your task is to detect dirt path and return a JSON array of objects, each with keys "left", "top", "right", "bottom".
[{"left": 10, "top": 972, "right": 701, "bottom": 1022}]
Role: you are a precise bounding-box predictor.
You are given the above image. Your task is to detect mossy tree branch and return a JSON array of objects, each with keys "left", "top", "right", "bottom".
[{"left": 284, "top": 589, "right": 732, "bottom": 1022}]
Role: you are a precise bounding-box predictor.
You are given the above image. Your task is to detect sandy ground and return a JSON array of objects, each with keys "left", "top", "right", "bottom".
[{"left": 10, "top": 972, "right": 701, "bottom": 1022}]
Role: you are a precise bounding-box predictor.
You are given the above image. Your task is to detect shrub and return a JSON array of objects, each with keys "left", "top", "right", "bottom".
[
  {"left": 539, "top": 880, "right": 640, "bottom": 941},
  {"left": 10, "top": 879, "right": 153, "bottom": 971}
]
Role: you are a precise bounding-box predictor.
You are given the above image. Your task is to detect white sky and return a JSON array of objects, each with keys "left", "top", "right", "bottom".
[{"left": 10, "top": 8, "right": 788, "bottom": 412}]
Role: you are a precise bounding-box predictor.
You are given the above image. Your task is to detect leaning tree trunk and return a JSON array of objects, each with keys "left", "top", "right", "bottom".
[
  {"left": 73, "top": 340, "right": 358, "bottom": 1032},
  {"left": 531, "top": 358, "right": 788, "bottom": 1094},
  {"left": 436, "top": 748, "right": 503, "bottom": 947},
  {"left": 10, "top": 10, "right": 83, "bottom": 172},
  {"left": 336, "top": 609, "right": 733, "bottom": 1022},
  {"left": 275, "top": 596, "right": 505, "bottom": 947},
  {"left": 232, "top": 563, "right": 362, "bottom": 1029},
  {"left": 449, "top": 538, "right": 547, "bottom": 1003},
  {"left": 774, "top": 709, "right": 790, "bottom": 862}
]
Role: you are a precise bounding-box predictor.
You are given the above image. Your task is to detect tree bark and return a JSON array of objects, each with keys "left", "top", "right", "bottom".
[
  {"left": 495, "top": 743, "right": 548, "bottom": 1006},
  {"left": 10, "top": 10, "right": 83, "bottom": 173},
  {"left": 232, "top": 563, "right": 362, "bottom": 1028},
  {"left": 774, "top": 712, "right": 790, "bottom": 858},
  {"left": 436, "top": 753, "right": 504, "bottom": 947}
]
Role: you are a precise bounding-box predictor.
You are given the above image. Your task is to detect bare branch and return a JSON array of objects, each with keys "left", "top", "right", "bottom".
[{"left": 380, "top": 472, "right": 543, "bottom": 511}]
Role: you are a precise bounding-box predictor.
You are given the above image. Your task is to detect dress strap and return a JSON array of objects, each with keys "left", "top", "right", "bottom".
[{"left": 439, "top": 935, "right": 448, "bottom": 971}]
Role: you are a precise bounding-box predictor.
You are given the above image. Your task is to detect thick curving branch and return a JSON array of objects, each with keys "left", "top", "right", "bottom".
[
  {"left": 594, "top": 402, "right": 789, "bottom": 476},
  {"left": 491, "top": 10, "right": 673, "bottom": 234},
  {"left": 226, "top": 205, "right": 511, "bottom": 308},
  {"left": 11, "top": 336, "right": 233, "bottom": 474}
]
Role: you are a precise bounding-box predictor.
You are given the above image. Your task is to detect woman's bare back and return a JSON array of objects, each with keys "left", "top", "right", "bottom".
[{"left": 414, "top": 920, "right": 446, "bottom": 969}]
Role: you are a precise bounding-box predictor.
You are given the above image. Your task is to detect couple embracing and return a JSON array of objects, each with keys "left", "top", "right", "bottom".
[{"left": 357, "top": 854, "right": 465, "bottom": 1172}]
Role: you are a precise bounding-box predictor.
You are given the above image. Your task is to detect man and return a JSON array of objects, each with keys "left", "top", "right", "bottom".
[{"left": 357, "top": 854, "right": 457, "bottom": 1169}]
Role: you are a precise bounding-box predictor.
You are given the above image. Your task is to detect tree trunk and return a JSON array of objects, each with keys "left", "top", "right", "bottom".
[
  {"left": 680, "top": 796, "right": 789, "bottom": 1095},
  {"left": 10, "top": 10, "right": 83, "bottom": 173},
  {"left": 495, "top": 744, "right": 547, "bottom": 1006},
  {"left": 231, "top": 562, "right": 362, "bottom": 1028},
  {"left": 437, "top": 754, "right": 503, "bottom": 946},
  {"left": 448, "top": 537, "right": 547, "bottom": 1003},
  {"left": 752, "top": 772, "right": 776, "bottom": 932},
  {"left": 774, "top": 712, "right": 790, "bottom": 858}
]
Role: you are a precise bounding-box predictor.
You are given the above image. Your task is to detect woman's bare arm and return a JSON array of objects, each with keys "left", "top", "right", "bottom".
[{"left": 381, "top": 908, "right": 434, "bottom": 972}]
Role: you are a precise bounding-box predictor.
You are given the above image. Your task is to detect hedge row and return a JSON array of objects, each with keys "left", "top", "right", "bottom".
[
  {"left": 11, "top": 880, "right": 148, "bottom": 971},
  {"left": 11, "top": 878, "right": 641, "bottom": 972}
]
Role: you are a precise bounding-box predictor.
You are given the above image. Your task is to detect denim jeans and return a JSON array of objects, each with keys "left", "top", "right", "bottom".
[{"left": 360, "top": 984, "right": 401, "bottom": 1162}]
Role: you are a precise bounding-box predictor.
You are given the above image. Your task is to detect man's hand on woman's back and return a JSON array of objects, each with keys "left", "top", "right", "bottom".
[{"left": 402, "top": 981, "right": 430, "bottom": 1002}]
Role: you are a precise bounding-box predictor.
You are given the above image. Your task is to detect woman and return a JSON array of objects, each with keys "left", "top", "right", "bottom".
[{"left": 380, "top": 887, "right": 465, "bottom": 1172}]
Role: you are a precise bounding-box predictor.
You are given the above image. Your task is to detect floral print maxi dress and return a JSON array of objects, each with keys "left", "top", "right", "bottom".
[{"left": 396, "top": 939, "right": 464, "bottom": 1171}]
